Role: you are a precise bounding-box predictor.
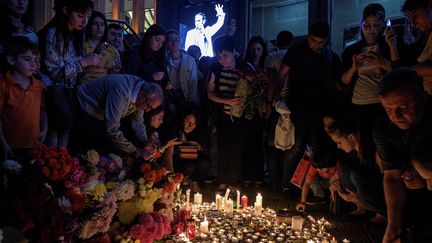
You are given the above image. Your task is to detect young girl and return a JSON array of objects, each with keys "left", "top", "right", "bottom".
[
  {"left": 80, "top": 11, "right": 121, "bottom": 83},
  {"left": 244, "top": 36, "right": 268, "bottom": 72},
  {"left": 125, "top": 24, "right": 169, "bottom": 89},
  {"left": 327, "top": 118, "right": 386, "bottom": 223},
  {"left": 40, "top": 0, "right": 100, "bottom": 148}
]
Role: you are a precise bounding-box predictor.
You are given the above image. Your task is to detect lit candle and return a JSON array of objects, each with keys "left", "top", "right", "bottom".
[
  {"left": 342, "top": 239, "right": 350, "bottom": 243},
  {"left": 200, "top": 216, "right": 209, "bottom": 233},
  {"left": 254, "top": 201, "right": 262, "bottom": 215},
  {"left": 226, "top": 199, "right": 234, "bottom": 214},
  {"left": 256, "top": 193, "right": 262, "bottom": 206},
  {"left": 330, "top": 237, "right": 337, "bottom": 243},
  {"left": 194, "top": 192, "right": 202, "bottom": 205},
  {"left": 224, "top": 188, "right": 230, "bottom": 203},
  {"left": 186, "top": 189, "right": 190, "bottom": 209},
  {"left": 241, "top": 195, "right": 248, "bottom": 209},
  {"left": 236, "top": 190, "right": 240, "bottom": 210},
  {"left": 215, "top": 194, "right": 222, "bottom": 210}
]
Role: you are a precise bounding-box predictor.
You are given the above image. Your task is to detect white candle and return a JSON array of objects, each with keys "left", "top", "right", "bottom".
[
  {"left": 186, "top": 189, "right": 190, "bottom": 209},
  {"left": 254, "top": 201, "right": 262, "bottom": 215},
  {"left": 226, "top": 199, "right": 234, "bottom": 214},
  {"left": 215, "top": 194, "right": 222, "bottom": 210},
  {"left": 330, "top": 237, "right": 337, "bottom": 243},
  {"left": 224, "top": 188, "right": 230, "bottom": 202},
  {"left": 256, "top": 193, "right": 262, "bottom": 206},
  {"left": 342, "top": 239, "right": 350, "bottom": 243},
  {"left": 200, "top": 216, "right": 209, "bottom": 233},
  {"left": 236, "top": 190, "right": 240, "bottom": 210},
  {"left": 194, "top": 192, "right": 202, "bottom": 205}
]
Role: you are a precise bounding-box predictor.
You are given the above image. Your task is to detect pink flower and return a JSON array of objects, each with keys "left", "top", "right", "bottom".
[
  {"left": 130, "top": 224, "right": 146, "bottom": 240},
  {"left": 138, "top": 214, "right": 154, "bottom": 228}
]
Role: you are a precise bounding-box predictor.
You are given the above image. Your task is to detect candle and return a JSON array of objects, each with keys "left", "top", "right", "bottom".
[
  {"left": 200, "top": 216, "right": 209, "bottom": 233},
  {"left": 215, "top": 194, "right": 222, "bottom": 210},
  {"left": 342, "top": 239, "right": 350, "bottom": 243},
  {"left": 236, "top": 190, "right": 240, "bottom": 210},
  {"left": 256, "top": 193, "right": 262, "bottom": 206},
  {"left": 241, "top": 195, "right": 248, "bottom": 209},
  {"left": 226, "top": 199, "right": 234, "bottom": 214},
  {"left": 254, "top": 201, "right": 262, "bottom": 215},
  {"left": 330, "top": 236, "right": 337, "bottom": 243},
  {"left": 194, "top": 192, "right": 202, "bottom": 205},
  {"left": 224, "top": 188, "right": 231, "bottom": 205},
  {"left": 186, "top": 189, "right": 190, "bottom": 209}
]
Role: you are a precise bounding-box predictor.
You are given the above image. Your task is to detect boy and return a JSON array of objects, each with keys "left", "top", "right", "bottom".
[{"left": 0, "top": 36, "right": 47, "bottom": 161}]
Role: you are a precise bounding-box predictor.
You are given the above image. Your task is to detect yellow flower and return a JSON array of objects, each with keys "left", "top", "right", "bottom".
[
  {"left": 118, "top": 200, "right": 138, "bottom": 224},
  {"left": 106, "top": 181, "right": 116, "bottom": 190},
  {"left": 92, "top": 183, "right": 106, "bottom": 201},
  {"left": 135, "top": 198, "right": 154, "bottom": 213}
]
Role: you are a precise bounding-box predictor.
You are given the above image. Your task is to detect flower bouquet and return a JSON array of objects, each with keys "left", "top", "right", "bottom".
[{"left": 230, "top": 69, "right": 269, "bottom": 120}]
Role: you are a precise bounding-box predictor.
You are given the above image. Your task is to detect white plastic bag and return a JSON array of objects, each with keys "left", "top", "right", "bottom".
[{"left": 274, "top": 100, "right": 295, "bottom": 150}]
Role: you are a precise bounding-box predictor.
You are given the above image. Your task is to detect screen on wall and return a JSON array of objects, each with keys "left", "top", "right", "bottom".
[{"left": 179, "top": 0, "right": 230, "bottom": 57}]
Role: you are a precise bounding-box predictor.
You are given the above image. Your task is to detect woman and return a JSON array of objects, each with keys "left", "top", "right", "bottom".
[
  {"left": 79, "top": 11, "right": 121, "bottom": 83},
  {"left": 0, "top": 0, "right": 37, "bottom": 55},
  {"left": 125, "top": 24, "right": 169, "bottom": 89},
  {"left": 40, "top": 0, "right": 100, "bottom": 148},
  {"left": 327, "top": 118, "right": 386, "bottom": 223},
  {"left": 340, "top": 3, "right": 398, "bottom": 162},
  {"left": 244, "top": 36, "right": 268, "bottom": 71}
]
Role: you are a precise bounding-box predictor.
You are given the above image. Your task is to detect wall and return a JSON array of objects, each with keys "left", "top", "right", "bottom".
[
  {"left": 251, "top": 0, "right": 309, "bottom": 50},
  {"left": 331, "top": 0, "right": 404, "bottom": 55}
]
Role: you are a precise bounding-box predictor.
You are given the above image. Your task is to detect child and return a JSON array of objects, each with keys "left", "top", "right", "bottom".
[
  {"left": 295, "top": 142, "right": 339, "bottom": 212},
  {"left": 0, "top": 36, "right": 47, "bottom": 161}
]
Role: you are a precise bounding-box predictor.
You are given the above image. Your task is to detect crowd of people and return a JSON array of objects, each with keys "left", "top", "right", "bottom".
[{"left": 1, "top": 0, "right": 432, "bottom": 242}]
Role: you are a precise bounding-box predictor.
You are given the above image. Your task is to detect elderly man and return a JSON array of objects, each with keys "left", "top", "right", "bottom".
[
  {"left": 76, "top": 74, "right": 163, "bottom": 155},
  {"left": 373, "top": 68, "right": 432, "bottom": 243}
]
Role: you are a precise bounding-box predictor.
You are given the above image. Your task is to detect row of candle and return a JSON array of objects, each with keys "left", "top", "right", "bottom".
[{"left": 185, "top": 189, "right": 263, "bottom": 210}]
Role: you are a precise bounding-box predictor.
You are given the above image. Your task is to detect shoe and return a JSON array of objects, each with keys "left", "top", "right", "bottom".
[{"left": 305, "top": 195, "right": 326, "bottom": 206}]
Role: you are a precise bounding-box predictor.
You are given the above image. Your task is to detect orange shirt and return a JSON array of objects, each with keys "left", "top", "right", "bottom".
[
  {"left": 0, "top": 72, "right": 45, "bottom": 148},
  {"left": 306, "top": 162, "right": 339, "bottom": 181}
]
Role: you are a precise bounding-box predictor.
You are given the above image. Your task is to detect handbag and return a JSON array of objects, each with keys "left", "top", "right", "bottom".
[
  {"left": 290, "top": 153, "right": 311, "bottom": 189},
  {"left": 274, "top": 100, "right": 295, "bottom": 150}
]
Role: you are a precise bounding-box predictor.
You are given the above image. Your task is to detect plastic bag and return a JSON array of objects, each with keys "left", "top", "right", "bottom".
[{"left": 274, "top": 100, "right": 295, "bottom": 150}]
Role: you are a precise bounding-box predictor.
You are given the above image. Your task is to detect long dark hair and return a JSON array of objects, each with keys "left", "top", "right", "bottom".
[
  {"left": 40, "top": 0, "right": 93, "bottom": 58},
  {"left": 85, "top": 11, "right": 108, "bottom": 43},
  {"left": 139, "top": 24, "right": 167, "bottom": 69},
  {"left": 357, "top": 3, "right": 386, "bottom": 42},
  {"left": 245, "top": 36, "right": 268, "bottom": 70},
  {"left": 0, "top": 0, "right": 33, "bottom": 43}
]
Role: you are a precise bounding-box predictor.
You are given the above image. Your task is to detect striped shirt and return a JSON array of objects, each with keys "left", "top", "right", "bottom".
[{"left": 209, "top": 68, "right": 240, "bottom": 114}]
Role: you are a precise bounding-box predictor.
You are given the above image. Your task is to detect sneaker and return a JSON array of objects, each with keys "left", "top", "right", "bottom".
[{"left": 305, "top": 195, "right": 326, "bottom": 205}]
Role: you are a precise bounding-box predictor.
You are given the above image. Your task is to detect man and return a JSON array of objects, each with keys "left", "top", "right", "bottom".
[
  {"left": 400, "top": 0, "right": 432, "bottom": 94},
  {"left": 374, "top": 68, "right": 432, "bottom": 242},
  {"left": 107, "top": 23, "right": 124, "bottom": 52},
  {"left": 265, "top": 30, "right": 294, "bottom": 84},
  {"left": 76, "top": 74, "right": 163, "bottom": 155},
  {"left": 275, "top": 21, "right": 341, "bottom": 195},
  {"left": 185, "top": 4, "right": 225, "bottom": 57},
  {"left": 166, "top": 30, "right": 199, "bottom": 104}
]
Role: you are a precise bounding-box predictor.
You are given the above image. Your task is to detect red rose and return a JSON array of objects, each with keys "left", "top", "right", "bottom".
[
  {"left": 57, "top": 146, "right": 68, "bottom": 156},
  {"left": 42, "top": 166, "right": 50, "bottom": 177},
  {"left": 154, "top": 168, "right": 166, "bottom": 183},
  {"left": 144, "top": 170, "right": 157, "bottom": 183},
  {"left": 140, "top": 163, "right": 152, "bottom": 174},
  {"left": 48, "top": 158, "right": 57, "bottom": 167}
]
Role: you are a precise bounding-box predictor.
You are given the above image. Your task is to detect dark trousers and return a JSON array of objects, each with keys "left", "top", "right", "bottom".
[
  {"left": 282, "top": 111, "right": 325, "bottom": 187},
  {"left": 174, "top": 155, "right": 210, "bottom": 181},
  {"left": 338, "top": 160, "right": 386, "bottom": 215}
]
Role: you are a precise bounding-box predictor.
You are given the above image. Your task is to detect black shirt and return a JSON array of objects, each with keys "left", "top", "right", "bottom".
[
  {"left": 373, "top": 101, "right": 432, "bottom": 170},
  {"left": 282, "top": 41, "right": 340, "bottom": 113}
]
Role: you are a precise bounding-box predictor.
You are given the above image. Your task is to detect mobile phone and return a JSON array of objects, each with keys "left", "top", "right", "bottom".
[{"left": 386, "top": 19, "right": 392, "bottom": 29}]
